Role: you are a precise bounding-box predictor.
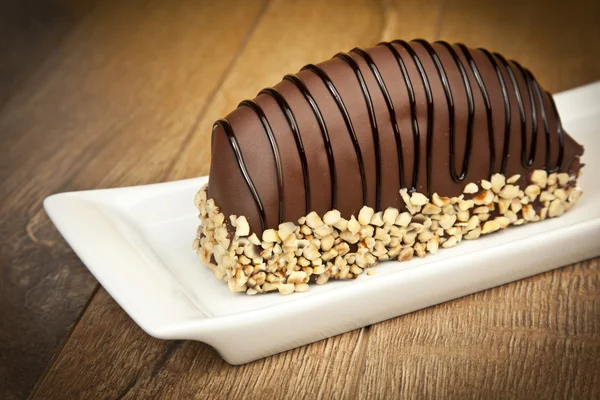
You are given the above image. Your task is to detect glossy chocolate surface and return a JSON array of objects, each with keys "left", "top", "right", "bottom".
[{"left": 208, "top": 40, "right": 584, "bottom": 233}]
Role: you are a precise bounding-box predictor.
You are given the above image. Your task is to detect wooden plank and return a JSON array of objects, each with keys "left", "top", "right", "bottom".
[
  {"left": 31, "top": 288, "right": 368, "bottom": 399},
  {"left": 356, "top": 259, "right": 600, "bottom": 399},
  {"left": 31, "top": 0, "right": 444, "bottom": 398},
  {"left": 0, "top": 0, "right": 100, "bottom": 108},
  {"left": 0, "top": 0, "right": 267, "bottom": 398}
]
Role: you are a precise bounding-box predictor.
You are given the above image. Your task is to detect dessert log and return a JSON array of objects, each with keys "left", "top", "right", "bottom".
[{"left": 194, "top": 40, "right": 584, "bottom": 295}]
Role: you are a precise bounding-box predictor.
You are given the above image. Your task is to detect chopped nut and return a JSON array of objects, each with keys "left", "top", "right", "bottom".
[
  {"left": 473, "top": 206, "right": 490, "bottom": 214},
  {"left": 321, "top": 235, "right": 335, "bottom": 251},
  {"left": 418, "top": 229, "right": 434, "bottom": 243},
  {"left": 464, "top": 227, "right": 481, "bottom": 240},
  {"left": 427, "top": 235, "right": 439, "bottom": 254},
  {"left": 473, "top": 190, "right": 494, "bottom": 205},
  {"left": 422, "top": 203, "right": 442, "bottom": 215},
  {"left": 442, "top": 236, "right": 458, "bottom": 248},
  {"left": 547, "top": 173, "right": 557, "bottom": 186},
  {"left": 398, "top": 247, "right": 414, "bottom": 262},
  {"left": 295, "top": 283, "right": 309, "bottom": 292},
  {"left": 414, "top": 242, "right": 427, "bottom": 258},
  {"left": 481, "top": 220, "right": 500, "bottom": 234},
  {"left": 553, "top": 188, "right": 567, "bottom": 201},
  {"left": 458, "top": 199, "right": 475, "bottom": 211},
  {"left": 288, "top": 270, "right": 307, "bottom": 284},
  {"left": 432, "top": 193, "right": 451, "bottom": 207},
  {"left": 511, "top": 200, "right": 523, "bottom": 213},
  {"left": 491, "top": 173, "right": 506, "bottom": 193},
  {"left": 348, "top": 216, "right": 361, "bottom": 235},
  {"left": 262, "top": 229, "right": 281, "bottom": 243},
  {"left": 480, "top": 179, "right": 492, "bottom": 190},
  {"left": 506, "top": 174, "right": 521, "bottom": 184},
  {"left": 410, "top": 192, "right": 429, "bottom": 206},
  {"left": 278, "top": 222, "right": 297, "bottom": 242},
  {"left": 522, "top": 204, "right": 536, "bottom": 221},
  {"left": 313, "top": 224, "right": 333, "bottom": 238},
  {"left": 383, "top": 207, "right": 400, "bottom": 225},
  {"left": 303, "top": 244, "right": 321, "bottom": 261},
  {"left": 539, "top": 191, "right": 555, "bottom": 202},
  {"left": 504, "top": 210, "right": 518, "bottom": 223},
  {"left": 340, "top": 230, "right": 360, "bottom": 244},
  {"left": 557, "top": 173, "right": 569, "bottom": 186},
  {"left": 439, "top": 214, "right": 457, "bottom": 230},
  {"left": 525, "top": 184, "right": 540, "bottom": 201},
  {"left": 497, "top": 198, "right": 510, "bottom": 214},
  {"left": 248, "top": 233, "right": 261, "bottom": 246},
  {"left": 495, "top": 216, "right": 511, "bottom": 229},
  {"left": 499, "top": 184, "right": 519, "bottom": 199},
  {"left": 548, "top": 199, "right": 565, "bottom": 217},
  {"left": 366, "top": 268, "right": 376, "bottom": 276},
  {"left": 316, "top": 274, "right": 329, "bottom": 285},
  {"left": 466, "top": 215, "right": 480, "bottom": 231},
  {"left": 323, "top": 210, "right": 341, "bottom": 226},
  {"left": 358, "top": 206, "right": 375, "bottom": 225},
  {"left": 306, "top": 211, "right": 324, "bottom": 229},
  {"left": 370, "top": 211, "right": 384, "bottom": 226},
  {"left": 464, "top": 182, "right": 479, "bottom": 194},
  {"left": 334, "top": 218, "right": 348, "bottom": 231},
  {"left": 457, "top": 210, "right": 470, "bottom": 222},
  {"left": 531, "top": 170, "right": 548, "bottom": 188},
  {"left": 235, "top": 216, "right": 250, "bottom": 236},
  {"left": 360, "top": 225, "right": 375, "bottom": 238},
  {"left": 278, "top": 283, "right": 295, "bottom": 295},
  {"left": 395, "top": 212, "right": 412, "bottom": 227}
]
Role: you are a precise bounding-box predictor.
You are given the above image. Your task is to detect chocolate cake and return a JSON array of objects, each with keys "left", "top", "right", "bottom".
[{"left": 193, "top": 40, "right": 584, "bottom": 295}]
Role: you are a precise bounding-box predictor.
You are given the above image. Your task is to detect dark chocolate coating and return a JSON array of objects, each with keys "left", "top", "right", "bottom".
[{"left": 208, "top": 40, "right": 584, "bottom": 233}]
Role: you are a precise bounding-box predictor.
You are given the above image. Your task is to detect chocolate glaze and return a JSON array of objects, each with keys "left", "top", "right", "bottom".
[
  {"left": 301, "top": 64, "right": 368, "bottom": 206},
  {"left": 378, "top": 43, "right": 420, "bottom": 191},
  {"left": 283, "top": 74, "right": 337, "bottom": 210},
  {"left": 352, "top": 47, "right": 407, "bottom": 192},
  {"left": 259, "top": 87, "right": 311, "bottom": 214},
  {"left": 208, "top": 40, "right": 584, "bottom": 233},
  {"left": 334, "top": 52, "right": 383, "bottom": 209},
  {"left": 478, "top": 48, "right": 511, "bottom": 174}
]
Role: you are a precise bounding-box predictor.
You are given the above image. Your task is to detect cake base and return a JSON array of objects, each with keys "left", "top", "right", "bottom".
[{"left": 194, "top": 170, "right": 582, "bottom": 295}]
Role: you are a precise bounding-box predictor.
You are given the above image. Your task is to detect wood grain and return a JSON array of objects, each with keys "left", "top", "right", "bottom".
[
  {"left": 0, "top": 0, "right": 598, "bottom": 398},
  {"left": 0, "top": 0, "right": 267, "bottom": 397}
]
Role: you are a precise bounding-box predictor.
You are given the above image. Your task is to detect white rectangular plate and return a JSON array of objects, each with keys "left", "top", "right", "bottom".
[{"left": 45, "top": 82, "right": 600, "bottom": 365}]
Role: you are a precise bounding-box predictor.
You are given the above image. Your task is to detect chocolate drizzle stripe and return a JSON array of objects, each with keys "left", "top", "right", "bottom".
[
  {"left": 238, "top": 100, "right": 285, "bottom": 225},
  {"left": 283, "top": 74, "right": 337, "bottom": 209},
  {"left": 259, "top": 88, "right": 311, "bottom": 214},
  {"left": 351, "top": 47, "right": 407, "bottom": 190},
  {"left": 334, "top": 52, "right": 382, "bottom": 209},
  {"left": 415, "top": 39, "right": 473, "bottom": 182},
  {"left": 392, "top": 40, "right": 434, "bottom": 195},
  {"left": 546, "top": 91, "right": 565, "bottom": 172},
  {"left": 378, "top": 42, "right": 421, "bottom": 190},
  {"left": 213, "top": 119, "right": 267, "bottom": 231},
  {"left": 453, "top": 42, "right": 495, "bottom": 178},
  {"left": 526, "top": 70, "right": 551, "bottom": 171},
  {"left": 479, "top": 48, "right": 512, "bottom": 174},
  {"left": 301, "top": 64, "right": 368, "bottom": 206},
  {"left": 493, "top": 52, "right": 530, "bottom": 168},
  {"left": 514, "top": 60, "right": 539, "bottom": 166}
]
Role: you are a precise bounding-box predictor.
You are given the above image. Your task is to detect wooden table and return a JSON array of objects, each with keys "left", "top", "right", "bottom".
[{"left": 1, "top": 0, "right": 599, "bottom": 398}]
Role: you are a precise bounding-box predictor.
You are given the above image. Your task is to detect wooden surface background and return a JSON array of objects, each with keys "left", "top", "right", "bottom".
[{"left": 0, "top": 0, "right": 598, "bottom": 398}]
